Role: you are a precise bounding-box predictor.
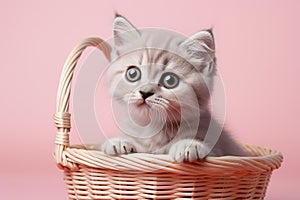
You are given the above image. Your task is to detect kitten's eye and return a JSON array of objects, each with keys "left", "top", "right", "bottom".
[
  {"left": 125, "top": 66, "right": 141, "bottom": 82},
  {"left": 159, "top": 72, "right": 179, "bottom": 89}
]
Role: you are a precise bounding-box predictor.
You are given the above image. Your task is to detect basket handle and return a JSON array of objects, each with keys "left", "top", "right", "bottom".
[{"left": 53, "top": 37, "right": 111, "bottom": 170}]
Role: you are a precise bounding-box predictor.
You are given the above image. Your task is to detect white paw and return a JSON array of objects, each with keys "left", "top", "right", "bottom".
[
  {"left": 101, "top": 138, "right": 136, "bottom": 155},
  {"left": 168, "top": 139, "right": 210, "bottom": 162}
]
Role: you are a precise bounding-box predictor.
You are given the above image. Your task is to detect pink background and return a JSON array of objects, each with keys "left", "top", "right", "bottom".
[{"left": 1, "top": 0, "right": 299, "bottom": 199}]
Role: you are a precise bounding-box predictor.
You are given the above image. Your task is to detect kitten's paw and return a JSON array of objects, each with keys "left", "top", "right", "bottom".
[
  {"left": 101, "top": 138, "right": 136, "bottom": 155},
  {"left": 168, "top": 139, "right": 210, "bottom": 162}
]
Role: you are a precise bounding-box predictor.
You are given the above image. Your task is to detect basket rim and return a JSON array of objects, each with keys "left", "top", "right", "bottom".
[{"left": 62, "top": 143, "right": 283, "bottom": 174}]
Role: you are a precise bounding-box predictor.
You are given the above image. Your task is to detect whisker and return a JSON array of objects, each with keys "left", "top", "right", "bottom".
[
  {"left": 153, "top": 98, "right": 169, "bottom": 108},
  {"left": 175, "top": 99, "right": 201, "bottom": 110},
  {"left": 166, "top": 102, "right": 194, "bottom": 129},
  {"left": 167, "top": 109, "right": 180, "bottom": 138},
  {"left": 158, "top": 95, "right": 200, "bottom": 111}
]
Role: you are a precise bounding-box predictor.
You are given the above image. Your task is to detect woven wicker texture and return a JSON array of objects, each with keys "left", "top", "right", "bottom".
[{"left": 54, "top": 37, "right": 283, "bottom": 199}]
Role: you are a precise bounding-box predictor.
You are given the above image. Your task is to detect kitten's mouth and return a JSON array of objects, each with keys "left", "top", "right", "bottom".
[
  {"left": 137, "top": 101, "right": 151, "bottom": 109},
  {"left": 128, "top": 97, "right": 155, "bottom": 111}
]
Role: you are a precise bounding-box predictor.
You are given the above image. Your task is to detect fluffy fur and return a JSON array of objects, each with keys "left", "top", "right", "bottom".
[{"left": 101, "top": 15, "right": 246, "bottom": 162}]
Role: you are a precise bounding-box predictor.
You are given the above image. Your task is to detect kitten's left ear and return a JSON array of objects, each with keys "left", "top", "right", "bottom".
[
  {"left": 113, "top": 15, "right": 140, "bottom": 46},
  {"left": 180, "top": 29, "right": 216, "bottom": 74}
]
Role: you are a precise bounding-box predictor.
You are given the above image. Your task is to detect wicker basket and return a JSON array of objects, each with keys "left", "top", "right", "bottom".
[{"left": 53, "top": 37, "right": 283, "bottom": 200}]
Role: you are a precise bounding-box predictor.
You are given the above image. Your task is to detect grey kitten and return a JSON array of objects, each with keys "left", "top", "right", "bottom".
[{"left": 101, "top": 15, "right": 246, "bottom": 162}]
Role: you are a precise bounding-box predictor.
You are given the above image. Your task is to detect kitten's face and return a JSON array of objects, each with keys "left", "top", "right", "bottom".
[{"left": 107, "top": 16, "right": 216, "bottom": 126}]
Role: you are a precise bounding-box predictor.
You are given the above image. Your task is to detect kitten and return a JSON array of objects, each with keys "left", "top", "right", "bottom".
[{"left": 101, "top": 15, "right": 246, "bottom": 162}]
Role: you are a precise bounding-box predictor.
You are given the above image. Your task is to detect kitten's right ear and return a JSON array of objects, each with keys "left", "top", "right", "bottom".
[
  {"left": 180, "top": 29, "right": 216, "bottom": 74},
  {"left": 113, "top": 15, "right": 140, "bottom": 46}
]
